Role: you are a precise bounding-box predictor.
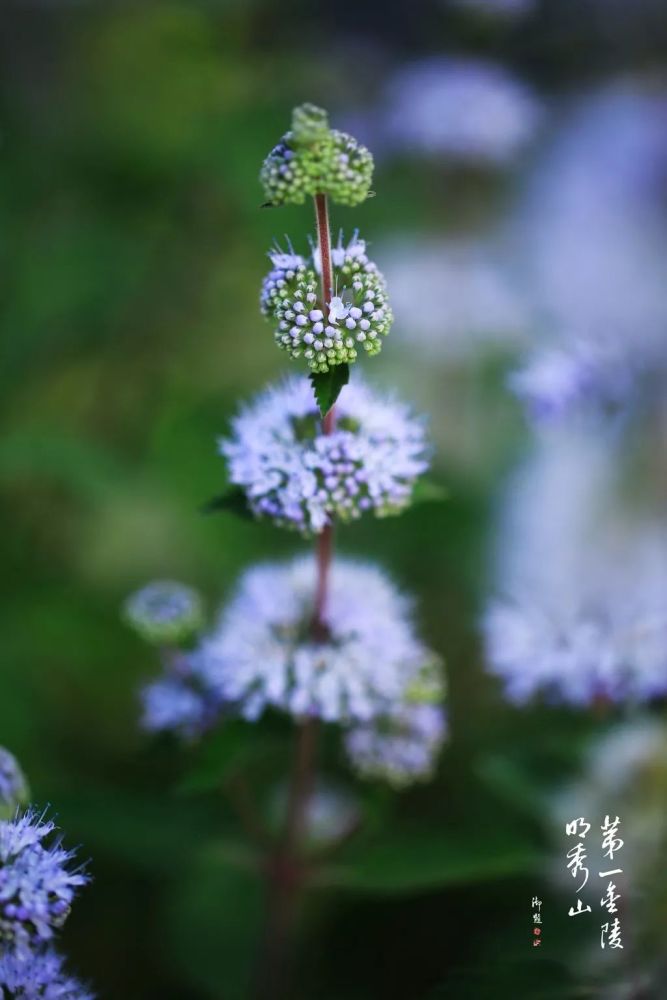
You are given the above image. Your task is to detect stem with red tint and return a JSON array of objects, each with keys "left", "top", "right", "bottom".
[{"left": 256, "top": 192, "right": 339, "bottom": 1000}]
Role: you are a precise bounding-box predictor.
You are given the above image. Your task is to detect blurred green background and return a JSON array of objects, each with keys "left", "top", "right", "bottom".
[{"left": 2, "top": 2, "right": 665, "bottom": 997}]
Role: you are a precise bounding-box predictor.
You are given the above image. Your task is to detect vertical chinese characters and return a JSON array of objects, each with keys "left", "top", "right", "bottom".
[
  {"left": 565, "top": 817, "right": 592, "bottom": 917},
  {"left": 599, "top": 815, "right": 624, "bottom": 951}
]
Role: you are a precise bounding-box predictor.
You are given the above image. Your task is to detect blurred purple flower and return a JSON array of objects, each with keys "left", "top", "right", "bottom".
[
  {"left": 0, "top": 947, "right": 94, "bottom": 999},
  {"left": 140, "top": 674, "right": 215, "bottom": 739},
  {"left": 483, "top": 430, "right": 667, "bottom": 705},
  {"left": 379, "top": 236, "right": 530, "bottom": 361},
  {"left": 382, "top": 58, "right": 541, "bottom": 165},
  {"left": 268, "top": 781, "right": 360, "bottom": 849},
  {"left": 512, "top": 82, "right": 667, "bottom": 418},
  {"left": 345, "top": 703, "right": 447, "bottom": 787},
  {"left": 199, "top": 556, "right": 435, "bottom": 723}
]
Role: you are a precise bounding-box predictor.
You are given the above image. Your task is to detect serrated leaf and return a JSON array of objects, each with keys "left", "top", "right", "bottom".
[
  {"left": 200, "top": 486, "right": 254, "bottom": 520},
  {"left": 411, "top": 478, "right": 449, "bottom": 504},
  {"left": 309, "top": 364, "right": 350, "bottom": 418}
]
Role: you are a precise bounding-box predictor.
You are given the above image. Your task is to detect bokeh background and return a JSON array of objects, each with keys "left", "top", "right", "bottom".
[{"left": 2, "top": 1, "right": 667, "bottom": 997}]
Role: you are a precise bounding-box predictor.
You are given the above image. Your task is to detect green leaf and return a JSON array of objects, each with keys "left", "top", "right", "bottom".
[
  {"left": 200, "top": 486, "right": 254, "bottom": 520},
  {"left": 432, "top": 959, "right": 579, "bottom": 1000},
  {"left": 166, "top": 844, "right": 263, "bottom": 1000},
  {"left": 475, "top": 754, "right": 550, "bottom": 820},
  {"left": 313, "top": 825, "right": 543, "bottom": 894},
  {"left": 411, "top": 478, "right": 449, "bottom": 504},
  {"left": 309, "top": 364, "right": 350, "bottom": 418},
  {"left": 177, "top": 723, "right": 283, "bottom": 796},
  {"left": 52, "top": 788, "right": 224, "bottom": 874}
]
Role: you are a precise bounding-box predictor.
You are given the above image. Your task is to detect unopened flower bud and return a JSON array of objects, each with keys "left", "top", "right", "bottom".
[
  {"left": 260, "top": 104, "right": 374, "bottom": 207},
  {"left": 124, "top": 581, "right": 203, "bottom": 647}
]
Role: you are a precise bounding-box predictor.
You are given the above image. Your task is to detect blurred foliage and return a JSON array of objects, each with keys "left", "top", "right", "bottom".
[{"left": 0, "top": 1, "right": 663, "bottom": 997}]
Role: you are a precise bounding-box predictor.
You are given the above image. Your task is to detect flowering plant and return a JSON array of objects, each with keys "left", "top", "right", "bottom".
[
  {"left": 0, "top": 750, "right": 93, "bottom": 998},
  {"left": 125, "top": 103, "right": 448, "bottom": 998}
]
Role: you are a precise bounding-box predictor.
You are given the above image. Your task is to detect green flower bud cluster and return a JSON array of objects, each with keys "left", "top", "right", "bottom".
[
  {"left": 124, "top": 581, "right": 203, "bottom": 647},
  {"left": 260, "top": 103, "right": 374, "bottom": 207},
  {"left": 261, "top": 235, "right": 393, "bottom": 373}
]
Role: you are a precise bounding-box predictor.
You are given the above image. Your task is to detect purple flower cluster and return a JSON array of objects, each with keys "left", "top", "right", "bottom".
[
  {"left": 220, "top": 376, "right": 429, "bottom": 535},
  {"left": 0, "top": 947, "right": 93, "bottom": 999},
  {"left": 0, "top": 751, "right": 28, "bottom": 817},
  {"left": 485, "top": 585, "right": 667, "bottom": 707},
  {"left": 131, "top": 102, "right": 448, "bottom": 796},
  {"left": 198, "top": 556, "right": 435, "bottom": 724},
  {"left": 345, "top": 703, "right": 447, "bottom": 788},
  {"left": 140, "top": 648, "right": 221, "bottom": 740},
  {"left": 0, "top": 812, "right": 88, "bottom": 958},
  {"left": 261, "top": 235, "right": 393, "bottom": 373}
]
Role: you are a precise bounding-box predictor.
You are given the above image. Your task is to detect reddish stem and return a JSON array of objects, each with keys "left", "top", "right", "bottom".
[
  {"left": 255, "top": 193, "right": 339, "bottom": 1000},
  {"left": 314, "top": 193, "right": 333, "bottom": 318}
]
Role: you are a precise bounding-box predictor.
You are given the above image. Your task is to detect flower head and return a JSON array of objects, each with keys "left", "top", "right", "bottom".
[
  {"left": 382, "top": 58, "right": 540, "bottom": 165},
  {"left": 483, "top": 430, "right": 667, "bottom": 706},
  {"left": 140, "top": 675, "right": 213, "bottom": 740},
  {"left": 508, "top": 347, "right": 597, "bottom": 421},
  {"left": 220, "top": 375, "right": 429, "bottom": 535},
  {"left": 267, "top": 781, "right": 360, "bottom": 850},
  {"left": 199, "top": 556, "right": 436, "bottom": 723},
  {"left": 0, "top": 811, "right": 88, "bottom": 957},
  {"left": 345, "top": 703, "right": 447, "bottom": 788},
  {"left": 0, "top": 947, "right": 94, "bottom": 999},
  {"left": 0, "top": 751, "right": 29, "bottom": 818},
  {"left": 262, "top": 234, "right": 392, "bottom": 373},
  {"left": 124, "top": 581, "right": 203, "bottom": 646},
  {"left": 261, "top": 104, "right": 373, "bottom": 208},
  {"left": 136, "top": 633, "right": 225, "bottom": 740},
  {"left": 512, "top": 84, "right": 667, "bottom": 420}
]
